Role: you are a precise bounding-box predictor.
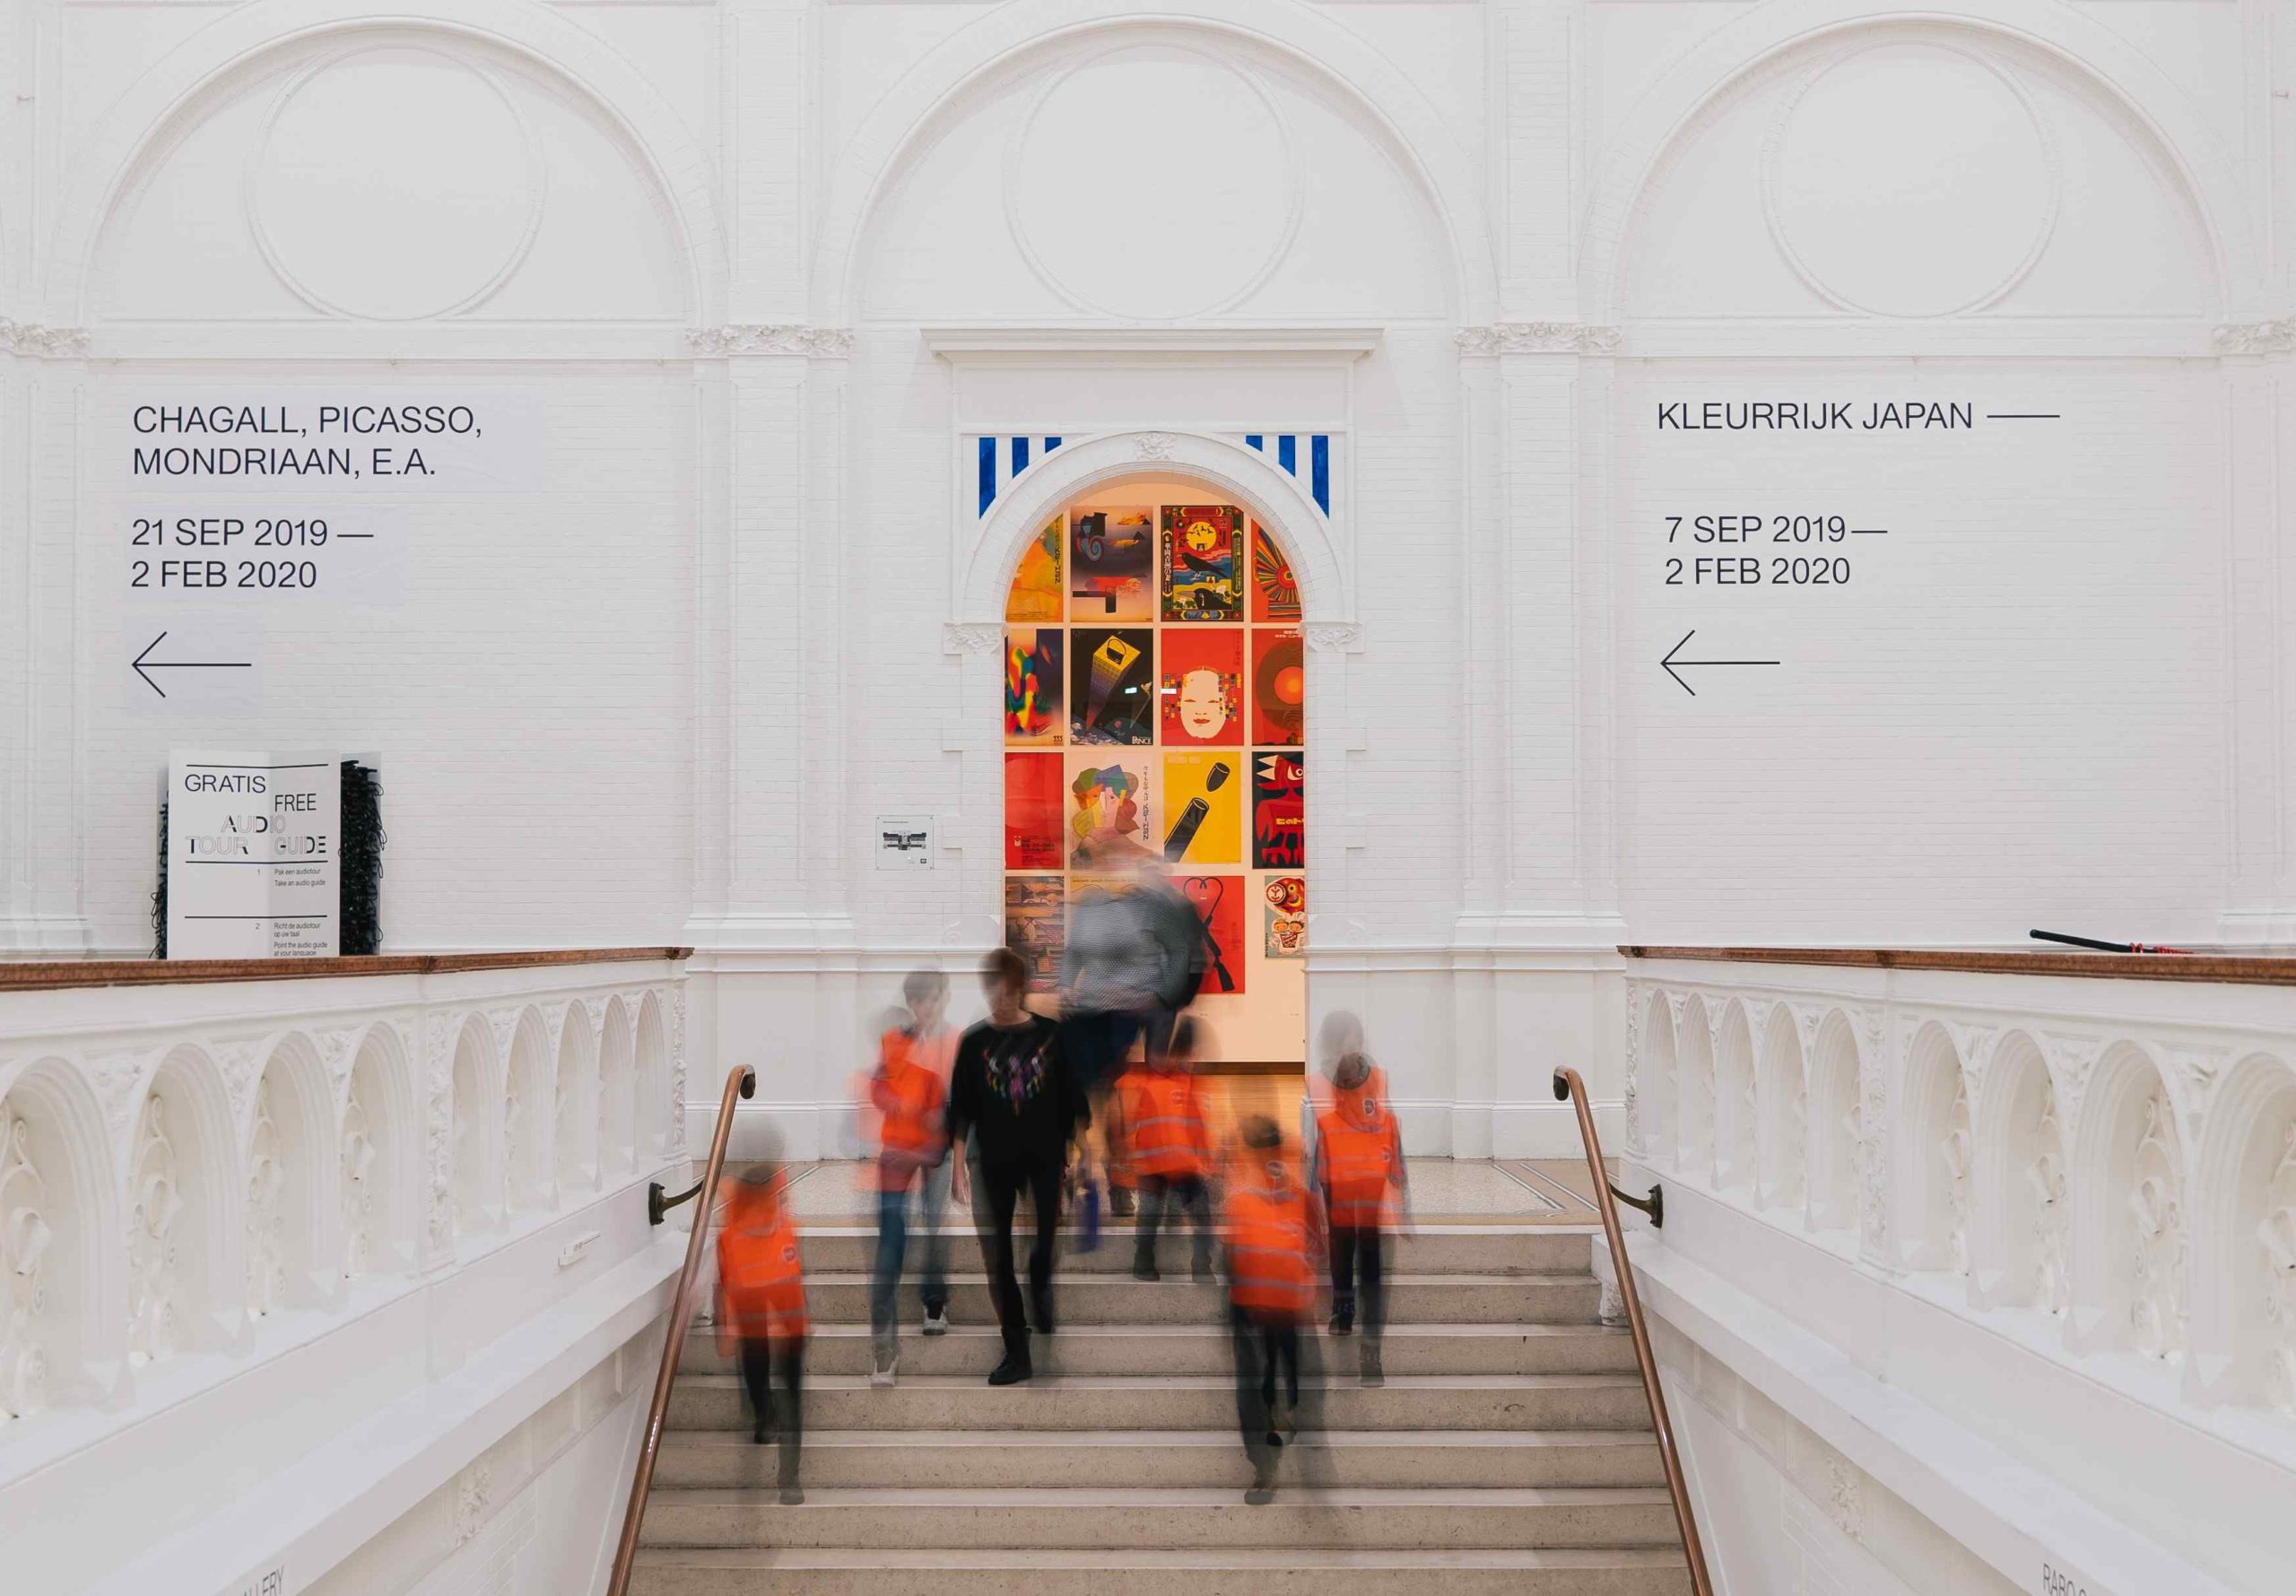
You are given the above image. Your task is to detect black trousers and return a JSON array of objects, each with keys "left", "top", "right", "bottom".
[
  {"left": 977, "top": 1158, "right": 1064, "bottom": 1356},
  {"left": 1135, "top": 1173, "right": 1213, "bottom": 1273},
  {"left": 1329, "top": 1223, "right": 1387, "bottom": 1339},
  {"left": 1229, "top": 1305, "right": 1302, "bottom": 1473},
  {"left": 736, "top": 1336, "right": 804, "bottom": 1484}
]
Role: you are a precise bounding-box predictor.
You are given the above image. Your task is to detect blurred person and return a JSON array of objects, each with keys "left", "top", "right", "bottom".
[
  {"left": 860, "top": 969, "right": 957, "bottom": 1385},
  {"left": 949, "top": 948, "right": 1088, "bottom": 1385},
  {"left": 1109, "top": 1014, "right": 1215, "bottom": 1281},
  {"left": 714, "top": 1157, "right": 808, "bottom": 1503},
  {"left": 1062, "top": 857, "right": 1204, "bottom": 1216},
  {"left": 1312, "top": 1046, "right": 1407, "bottom": 1385},
  {"left": 1223, "top": 1115, "right": 1319, "bottom": 1505}
]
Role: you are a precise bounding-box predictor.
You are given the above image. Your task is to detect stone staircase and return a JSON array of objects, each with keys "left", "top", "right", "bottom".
[{"left": 629, "top": 1221, "right": 1693, "bottom": 1594}]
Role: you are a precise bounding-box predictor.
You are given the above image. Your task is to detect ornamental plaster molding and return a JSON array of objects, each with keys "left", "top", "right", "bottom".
[
  {"left": 1300, "top": 620, "right": 1362, "bottom": 655},
  {"left": 126, "top": 1096, "right": 183, "bottom": 1366},
  {"left": 318, "top": 1027, "right": 357, "bottom": 1086},
  {"left": 2130, "top": 1085, "right": 2188, "bottom": 1360},
  {"left": 1665, "top": 992, "right": 1688, "bottom": 1030},
  {"left": 423, "top": 1012, "right": 458, "bottom": 1253},
  {"left": 1825, "top": 1458, "right": 1865, "bottom": 1543},
  {"left": 0, "top": 1106, "right": 51, "bottom": 1419},
  {"left": 1788, "top": 1002, "right": 1823, "bottom": 1056},
  {"left": 1133, "top": 429, "right": 1179, "bottom": 461},
  {"left": 487, "top": 1009, "right": 517, "bottom": 1066},
  {"left": 1455, "top": 322, "right": 1622, "bottom": 356},
  {"left": 342, "top": 1071, "right": 378, "bottom": 1280},
  {"left": 668, "top": 986, "right": 689, "bottom": 1152},
  {"left": 0, "top": 320, "right": 90, "bottom": 359},
  {"left": 452, "top": 1460, "right": 494, "bottom": 1546},
  {"left": 2031, "top": 1079, "right": 2070, "bottom": 1316},
  {"left": 2212, "top": 318, "right": 2296, "bottom": 355},
  {"left": 684, "top": 324, "right": 854, "bottom": 358},
  {"left": 2039, "top": 1033, "right": 2105, "bottom": 1131},
  {"left": 2260, "top": 1123, "right": 2296, "bottom": 1415},
  {"left": 581, "top": 995, "right": 608, "bottom": 1033},
  {"left": 215, "top": 1039, "right": 264, "bottom": 1127},
  {"left": 90, "top": 1050, "right": 152, "bottom": 1146},
  {"left": 245, "top": 1078, "right": 285, "bottom": 1318},
  {"left": 943, "top": 620, "right": 1006, "bottom": 655}
]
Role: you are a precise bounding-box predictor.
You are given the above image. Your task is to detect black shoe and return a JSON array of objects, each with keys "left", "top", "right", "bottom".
[
  {"left": 987, "top": 1354, "right": 1033, "bottom": 1385},
  {"left": 1110, "top": 1188, "right": 1135, "bottom": 1218},
  {"left": 1191, "top": 1261, "right": 1214, "bottom": 1283},
  {"left": 1245, "top": 1457, "right": 1278, "bottom": 1505},
  {"left": 1131, "top": 1258, "right": 1160, "bottom": 1282},
  {"left": 752, "top": 1424, "right": 774, "bottom": 1445},
  {"left": 1031, "top": 1296, "right": 1057, "bottom": 1336},
  {"left": 1329, "top": 1313, "right": 1353, "bottom": 1337},
  {"left": 777, "top": 1485, "right": 805, "bottom": 1505}
]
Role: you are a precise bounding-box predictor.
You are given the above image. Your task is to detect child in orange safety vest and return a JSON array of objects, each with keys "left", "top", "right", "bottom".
[
  {"left": 715, "top": 1160, "right": 809, "bottom": 1502},
  {"left": 1223, "top": 1115, "right": 1321, "bottom": 1504},
  {"left": 859, "top": 971, "right": 957, "bottom": 1386},
  {"left": 1311, "top": 1048, "right": 1406, "bottom": 1384},
  {"left": 1109, "top": 1015, "right": 1216, "bottom": 1281}
]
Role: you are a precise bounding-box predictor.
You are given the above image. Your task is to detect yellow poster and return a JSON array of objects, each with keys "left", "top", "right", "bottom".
[
  {"left": 1004, "top": 516, "right": 1064, "bottom": 621},
  {"left": 1161, "top": 751, "right": 1243, "bottom": 867}
]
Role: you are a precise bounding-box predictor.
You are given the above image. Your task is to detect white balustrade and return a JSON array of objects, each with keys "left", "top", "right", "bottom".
[{"left": 1622, "top": 959, "right": 2296, "bottom": 1423}]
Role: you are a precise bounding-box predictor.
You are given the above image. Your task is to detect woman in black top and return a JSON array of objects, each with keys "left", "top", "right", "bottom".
[{"left": 947, "top": 948, "right": 1089, "bottom": 1384}]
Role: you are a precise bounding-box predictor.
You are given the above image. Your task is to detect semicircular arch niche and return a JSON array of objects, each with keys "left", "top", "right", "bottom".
[
  {"left": 999, "top": 477, "right": 1310, "bottom": 1071},
  {"left": 858, "top": 31, "right": 1449, "bottom": 323},
  {"left": 91, "top": 32, "right": 691, "bottom": 323},
  {"left": 1617, "top": 26, "right": 2217, "bottom": 322}
]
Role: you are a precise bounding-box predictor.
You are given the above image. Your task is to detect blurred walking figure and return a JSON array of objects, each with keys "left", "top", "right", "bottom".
[
  {"left": 1109, "top": 1015, "right": 1215, "bottom": 1281},
  {"left": 949, "top": 949, "right": 1088, "bottom": 1385},
  {"left": 1223, "top": 1115, "right": 1318, "bottom": 1505},
  {"left": 1062, "top": 858, "right": 1204, "bottom": 1213},
  {"left": 860, "top": 970, "right": 956, "bottom": 1385},
  {"left": 1313, "top": 1039, "right": 1406, "bottom": 1385},
  {"left": 714, "top": 1158, "right": 808, "bottom": 1503}
]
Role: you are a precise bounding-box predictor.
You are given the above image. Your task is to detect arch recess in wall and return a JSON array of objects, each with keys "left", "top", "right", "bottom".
[
  {"left": 1969, "top": 1031, "right": 2067, "bottom": 1314},
  {"left": 245, "top": 1034, "right": 338, "bottom": 1316},
  {"left": 1713, "top": 1002, "right": 1758, "bottom": 1192},
  {"left": 1638, "top": 989, "right": 1675, "bottom": 1165},
  {"left": 502, "top": 1009, "right": 553, "bottom": 1215},
  {"left": 449, "top": 1019, "right": 500, "bottom": 1238},
  {"left": 1599, "top": 18, "right": 2231, "bottom": 328},
  {"left": 0, "top": 1060, "right": 124, "bottom": 1416},
  {"left": 1900, "top": 1023, "right": 1971, "bottom": 1275},
  {"left": 1755, "top": 1006, "right": 1807, "bottom": 1211},
  {"left": 79, "top": 22, "right": 698, "bottom": 325},
  {"left": 342, "top": 1024, "right": 416, "bottom": 1281},
  {"left": 599, "top": 997, "right": 636, "bottom": 1176},
  {"left": 1676, "top": 996, "right": 1716, "bottom": 1171},
  {"left": 1806, "top": 1010, "right": 1862, "bottom": 1234},
  {"left": 554, "top": 1003, "right": 598, "bottom": 1197},
  {"left": 129, "top": 1047, "right": 242, "bottom": 1361},
  {"left": 2069, "top": 1042, "right": 2187, "bottom": 1359}
]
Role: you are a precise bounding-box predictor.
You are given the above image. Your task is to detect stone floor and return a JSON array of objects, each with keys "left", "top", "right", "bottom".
[{"left": 780, "top": 1158, "right": 1604, "bottom": 1224}]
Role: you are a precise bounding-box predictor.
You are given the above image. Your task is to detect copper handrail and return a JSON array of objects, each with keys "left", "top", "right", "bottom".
[
  {"left": 606, "top": 1063, "right": 755, "bottom": 1596},
  {"left": 1552, "top": 1065, "right": 1715, "bottom": 1596}
]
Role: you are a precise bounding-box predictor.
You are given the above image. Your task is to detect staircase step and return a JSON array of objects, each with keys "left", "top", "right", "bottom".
[
  {"left": 639, "top": 1483, "right": 1680, "bottom": 1550},
  {"left": 653, "top": 1427, "right": 1669, "bottom": 1490},
  {"left": 683, "top": 1321, "right": 1637, "bottom": 1378},
  {"left": 629, "top": 1545, "right": 1694, "bottom": 1596},
  {"left": 787, "top": 1272, "right": 1599, "bottom": 1325},
  {"left": 664, "top": 1372, "right": 1654, "bottom": 1433},
  {"left": 787, "top": 1224, "right": 1596, "bottom": 1277}
]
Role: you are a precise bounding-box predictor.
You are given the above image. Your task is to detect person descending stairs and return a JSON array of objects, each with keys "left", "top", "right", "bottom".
[{"left": 632, "top": 1177, "right": 1694, "bottom": 1592}]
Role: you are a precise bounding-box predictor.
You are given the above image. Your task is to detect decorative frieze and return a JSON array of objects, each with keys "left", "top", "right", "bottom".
[
  {"left": 245, "top": 1077, "right": 286, "bottom": 1317},
  {"left": 2212, "top": 318, "right": 2296, "bottom": 355},
  {"left": 943, "top": 620, "right": 1006, "bottom": 655},
  {"left": 2261, "top": 1123, "right": 2296, "bottom": 1414},
  {"left": 1454, "top": 322, "right": 1622, "bottom": 356},
  {"left": 685, "top": 324, "right": 855, "bottom": 358},
  {"left": 2031, "top": 1079, "right": 2069, "bottom": 1315},
  {"left": 2129, "top": 1084, "right": 2187, "bottom": 1361},
  {"left": 0, "top": 320, "right": 90, "bottom": 359},
  {"left": 343, "top": 1071, "right": 378, "bottom": 1279}
]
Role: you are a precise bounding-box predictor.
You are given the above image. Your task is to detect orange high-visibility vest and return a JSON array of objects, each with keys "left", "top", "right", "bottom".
[
  {"left": 872, "top": 1030, "right": 949, "bottom": 1175},
  {"left": 1117, "top": 1065, "right": 1211, "bottom": 1179},
  {"left": 716, "top": 1176, "right": 809, "bottom": 1341},
  {"left": 1225, "top": 1162, "right": 1313, "bottom": 1318},
  {"left": 1315, "top": 1064, "right": 1402, "bottom": 1228}
]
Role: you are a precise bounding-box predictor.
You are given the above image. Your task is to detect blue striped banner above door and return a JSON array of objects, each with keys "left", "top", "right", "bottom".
[
  {"left": 974, "top": 436, "right": 1065, "bottom": 517},
  {"left": 1240, "top": 433, "right": 1332, "bottom": 515}
]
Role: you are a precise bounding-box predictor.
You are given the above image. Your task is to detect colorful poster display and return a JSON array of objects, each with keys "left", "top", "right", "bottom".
[
  {"left": 1159, "top": 628, "right": 1243, "bottom": 746},
  {"left": 1161, "top": 505, "right": 1241, "bottom": 621},
  {"left": 1161, "top": 751, "right": 1243, "bottom": 866},
  {"left": 1007, "top": 516, "right": 1065, "bottom": 622},
  {"left": 1071, "top": 508, "right": 1154, "bottom": 621},
  {"left": 1178, "top": 874, "right": 1246, "bottom": 997},
  {"left": 1250, "top": 628, "right": 1305, "bottom": 745},
  {"left": 1004, "top": 875, "right": 1065, "bottom": 992},
  {"left": 1264, "top": 874, "right": 1307, "bottom": 958},
  {"left": 1253, "top": 749, "right": 1304, "bottom": 869},
  {"left": 1065, "top": 749, "right": 1158, "bottom": 871},
  {"left": 1249, "top": 521, "right": 1300, "bottom": 622},
  {"left": 1005, "top": 627, "right": 1063, "bottom": 744},
  {"left": 1004, "top": 751, "right": 1065, "bottom": 870},
  {"left": 1070, "top": 627, "right": 1154, "bottom": 745}
]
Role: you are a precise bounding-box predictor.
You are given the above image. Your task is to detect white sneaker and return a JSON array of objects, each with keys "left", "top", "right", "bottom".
[
  {"left": 870, "top": 1353, "right": 898, "bottom": 1387},
  {"left": 921, "top": 1307, "right": 950, "bottom": 1337}
]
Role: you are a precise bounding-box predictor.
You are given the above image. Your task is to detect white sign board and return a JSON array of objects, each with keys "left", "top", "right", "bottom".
[
  {"left": 875, "top": 813, "right": 935, "bottom": 870},
  {"left": 166, "top": 751, "right": 340, "bottom": 958}
]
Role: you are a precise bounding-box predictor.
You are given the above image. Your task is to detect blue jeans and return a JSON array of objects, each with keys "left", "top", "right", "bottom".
[{"left": 870, "top": 1159, "right": 950, "bottom": 1349}]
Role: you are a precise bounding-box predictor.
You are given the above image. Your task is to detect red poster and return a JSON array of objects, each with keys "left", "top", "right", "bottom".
[
  {"left": 1253, "top": 750, "right": 1305, "bottom": 870},
  {"left": 1178, "top": 874, "right": 1247, "bottom": 998},
  {"left": 1159, "top": 628, "right": 1244, "bottom": 746},
  {"left": 1004, "top": 752, "right": 1065, "bottom": 870},
  {"left": 1249, "top": 628, "right": 1304, "bottom": 745},
  {"left": 1249, "top": 521, "right": 1300, "bottom": 622}
]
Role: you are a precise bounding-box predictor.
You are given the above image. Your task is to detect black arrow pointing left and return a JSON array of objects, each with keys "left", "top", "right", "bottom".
[{"left": 134, "top": 631, "right": 251, "bottom": 698}]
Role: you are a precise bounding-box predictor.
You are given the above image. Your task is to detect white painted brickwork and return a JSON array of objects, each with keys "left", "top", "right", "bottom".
[{"left": 2, "top": 0, "right": 2293, "bottom": 1590}]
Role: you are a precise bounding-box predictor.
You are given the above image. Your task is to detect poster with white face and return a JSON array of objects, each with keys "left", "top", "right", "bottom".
[{"left": 166, "top": 751, "right": 340, "bottom": 958}]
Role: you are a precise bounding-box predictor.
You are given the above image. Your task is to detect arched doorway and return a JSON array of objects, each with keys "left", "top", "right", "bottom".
[{"left": 1000, "top": 477, "right": 1309, "bottom": 1073}]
